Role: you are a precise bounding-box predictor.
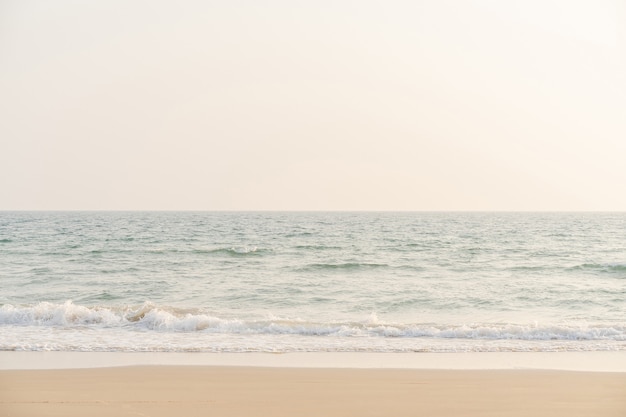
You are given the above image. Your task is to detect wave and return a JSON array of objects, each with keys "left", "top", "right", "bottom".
[
  {"left": 75, "top": 291, "right": 122, "bottom": 303},
  {"left": 570, "top": 263, "right": 626, "bottom": 272},
  {"left": 285, "top": 232, "right": 314, "bottom": 237},
  {"left": 300, "top": 262, "right": 389, "bottom": 271},
  {"left": 192, "top": 246, "right": 269, "bottom": 256},
  {"left": 75, "top": 246, "right": 272, "bottom": 256},
  {"left": 293, "top": 245, "right": 341, "bottom": 250},
  {"left": 2, "top": 301, "right": 625, "bottom": 342}
]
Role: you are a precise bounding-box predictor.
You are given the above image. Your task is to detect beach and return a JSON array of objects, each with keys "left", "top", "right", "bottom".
[
  {"left": 2, "top": 365, "right": 626, "bottom": 417},
  {"left": 2, "top": 212, "right": 626, "bottom": 416}
]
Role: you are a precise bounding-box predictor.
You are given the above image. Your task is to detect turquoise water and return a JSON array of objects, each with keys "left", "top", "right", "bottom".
[{"left": 1, "top": 212, "right": 625, "bottom": 352}]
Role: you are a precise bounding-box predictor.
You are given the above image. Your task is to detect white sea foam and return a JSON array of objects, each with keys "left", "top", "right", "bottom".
[
  {"left": 1, "top": 302, "right": 625, "bottom": 350},
  {"left": 0, "top": 301, "right": 122, "bottom": 327}
]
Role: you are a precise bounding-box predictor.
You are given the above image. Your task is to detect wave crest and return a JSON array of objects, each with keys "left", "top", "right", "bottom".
[{"left": 1, "top": 302, "right": 625, "bottom": 342}]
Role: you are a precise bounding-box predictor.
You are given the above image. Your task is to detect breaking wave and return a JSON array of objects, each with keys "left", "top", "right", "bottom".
[{"left": 1, "top": 301, "right": 624, "bottom": 342}]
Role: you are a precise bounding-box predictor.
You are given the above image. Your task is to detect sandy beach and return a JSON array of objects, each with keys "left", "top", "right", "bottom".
[{"left": 1, "top": 366, "right": 625, "bottom": 417}]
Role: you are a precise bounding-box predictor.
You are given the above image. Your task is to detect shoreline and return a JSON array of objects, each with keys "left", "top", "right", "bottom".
[
  {"left": 2, "top": 350, "right": 626, "bottom": 371},
  {"left": 2, "top": 366, "right": 625, "bottom": 417}
]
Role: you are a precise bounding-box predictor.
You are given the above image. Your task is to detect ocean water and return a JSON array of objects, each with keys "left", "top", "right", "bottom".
[{"left": 1, "top": 211, "right": 625, "bottom": 353}]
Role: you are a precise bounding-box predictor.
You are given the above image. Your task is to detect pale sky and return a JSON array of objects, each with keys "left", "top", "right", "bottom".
[{"left": 1, "top": 0, "right": 625, "bottom": 211}]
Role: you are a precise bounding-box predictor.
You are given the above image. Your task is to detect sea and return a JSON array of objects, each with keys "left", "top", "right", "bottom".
[{"left": 1, "top": 211, "right": 625, "bottom": 354}]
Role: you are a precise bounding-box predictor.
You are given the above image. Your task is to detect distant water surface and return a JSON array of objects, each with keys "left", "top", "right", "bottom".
[{"left": 1, "top": 212, "right": 625, "bottom": 353}]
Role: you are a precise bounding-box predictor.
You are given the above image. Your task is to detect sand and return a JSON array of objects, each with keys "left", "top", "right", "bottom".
[{"left": 1, "top": 366, "right": 625, "bottom": 417}]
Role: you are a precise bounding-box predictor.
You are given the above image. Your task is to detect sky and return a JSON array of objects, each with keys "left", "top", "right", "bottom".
[{"left": 1, "top": 0, "right": 625, "bottom": 211}]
